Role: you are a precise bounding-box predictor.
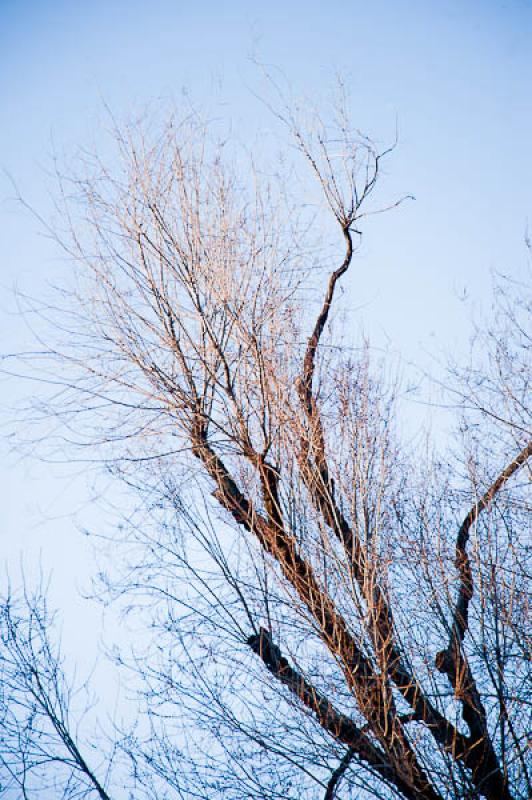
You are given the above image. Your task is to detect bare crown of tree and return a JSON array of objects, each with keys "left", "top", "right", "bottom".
[{"left": 1, "top": 93, "right": 530, "bottom": 800}]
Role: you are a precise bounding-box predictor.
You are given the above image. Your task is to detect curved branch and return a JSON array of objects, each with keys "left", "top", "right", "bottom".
[
  {"left": 299, "top": 227, "right": 353, "bottom": 412},
  {"left": 451, "top": 440, "right": 532, "bottom": 647},
  {"left": 433, "top": 443, "right": 531, "bottom": 800}
]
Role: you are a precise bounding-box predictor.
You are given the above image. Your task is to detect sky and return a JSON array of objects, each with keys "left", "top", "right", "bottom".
[{"left": 0, "top": 0, "right": 531, "bottom": 755}]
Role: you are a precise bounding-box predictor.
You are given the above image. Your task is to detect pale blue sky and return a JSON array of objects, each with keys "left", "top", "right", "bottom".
[{"left": 1, "top": 0, "right": 531, "bottom": 711}]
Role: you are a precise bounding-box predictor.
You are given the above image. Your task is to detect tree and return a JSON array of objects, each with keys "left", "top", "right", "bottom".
[
  {"left": 0, "top": 583, "right": 113, "bottom": 800},
  {"left": 1, "top": 95, "right": 531, "bottom": 800}
]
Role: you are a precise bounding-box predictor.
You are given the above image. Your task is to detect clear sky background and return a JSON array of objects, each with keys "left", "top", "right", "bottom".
[{"left": 1, "top": 0, "right": 531, "bottom": 711}]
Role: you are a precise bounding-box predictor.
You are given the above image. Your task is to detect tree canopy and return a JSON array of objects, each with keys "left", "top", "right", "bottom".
[{"left": 1, "top": 96, "right": 530, "bottom": 800}]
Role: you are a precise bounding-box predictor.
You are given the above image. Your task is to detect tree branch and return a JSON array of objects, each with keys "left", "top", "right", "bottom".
[
  {"left": 190, "top": 418, "right": 443, "bottom": 798},
  {"left": 434, "top": 443, "right": 531, "bottom": 800},
  {"left": 247, "top": 628, "right": 423, "bottom": 800},
  {"left": 294, "top": 241, "right": 473, "bottom": 775},
  {"left": 299, "top": 227, "right": 353, "bottom": 413},
  {"left": 446, "top": 440, "right": 532, "bottom": 651},
  {"left": 323, "top": 747, "right": 356, "bottom": 800}
]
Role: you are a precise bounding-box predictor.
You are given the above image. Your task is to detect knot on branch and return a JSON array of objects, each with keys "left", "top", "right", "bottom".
[{"left": 435, "top": 649, "right": 452, "bottom": 675}]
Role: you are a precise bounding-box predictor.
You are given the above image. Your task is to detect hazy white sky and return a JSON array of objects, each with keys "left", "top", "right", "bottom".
[{"left": 1, "top": 0, "right": 531, "bottom": 683}]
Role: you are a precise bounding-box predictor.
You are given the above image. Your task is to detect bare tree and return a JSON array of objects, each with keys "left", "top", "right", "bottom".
[
  {"left": 2, "top": 95, "right": 530, "bottom": 800},
  {"left": 0, "top": 582, "right": 115, "bottom": 799}
]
